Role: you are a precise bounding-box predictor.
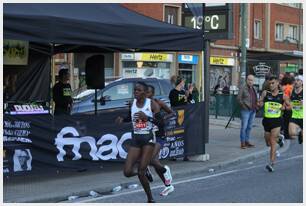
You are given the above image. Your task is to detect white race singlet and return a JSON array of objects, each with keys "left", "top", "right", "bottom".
[{"left": 131, "top": 98, "right": 153, "bottom": 134}]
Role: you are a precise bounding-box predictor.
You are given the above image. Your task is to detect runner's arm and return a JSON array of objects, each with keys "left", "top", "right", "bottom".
[
  {"left": 258, "top": 90, "right": 267, "bottom": 108},
  {"left": 156, "top": 99, "right": 173, "bottom": 114},
  {"left": 283, "top": 95, "right": 292, "bottom": 110}
]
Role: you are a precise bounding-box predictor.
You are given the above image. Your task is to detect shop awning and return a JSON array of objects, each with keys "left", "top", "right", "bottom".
[{"left": 247, "top": 50, "right": 303, "bottom": 61}]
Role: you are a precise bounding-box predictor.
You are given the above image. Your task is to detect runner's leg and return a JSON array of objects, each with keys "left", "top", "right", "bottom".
[
  {"left": 289, "top": 122, "right": 299, "bottom": 139},
  {"left": 269, "top": 127, "right": 281, "bottom": 165},
  {"left": 138, "top": 144, "right": 155, "bottom": 202},
  {"left": 150, "top": 143, "right": 166, "bottom": 184},
  {"left": 124, "top": 146, "right": 141, "bottom": 177},
  {"left": 264, "top": 132, "right": 271, "bottom": 147}
]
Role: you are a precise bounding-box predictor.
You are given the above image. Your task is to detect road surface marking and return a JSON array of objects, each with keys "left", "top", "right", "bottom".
[{"left": 78, "top": 155, "right": 302, "bottom": 203}]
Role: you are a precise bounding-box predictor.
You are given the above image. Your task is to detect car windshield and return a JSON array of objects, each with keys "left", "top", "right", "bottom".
[{"left": 72, "top": 89, "right": 96, "bottom": 100}]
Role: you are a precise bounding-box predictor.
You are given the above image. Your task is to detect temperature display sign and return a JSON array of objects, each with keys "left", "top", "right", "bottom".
[
  {"left": 185, "top": 14, "right": 227, "bottom": 31},
  {"left": 182, "top": 3, "right": 233, "bottom": 40}
]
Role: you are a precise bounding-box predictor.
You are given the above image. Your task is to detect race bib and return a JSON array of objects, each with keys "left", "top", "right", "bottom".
[{"left": 135, "top": 120, "right": 147, "bottom": 129}]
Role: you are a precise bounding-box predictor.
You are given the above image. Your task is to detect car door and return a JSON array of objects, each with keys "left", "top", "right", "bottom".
[{"left": 97, "top": 82, "right": 134, "bottom": 112}]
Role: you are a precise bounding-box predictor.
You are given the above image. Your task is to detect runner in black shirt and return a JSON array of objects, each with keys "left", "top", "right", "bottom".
[{"left": 52, "top": 69, "right": 72, "bottom": 115}]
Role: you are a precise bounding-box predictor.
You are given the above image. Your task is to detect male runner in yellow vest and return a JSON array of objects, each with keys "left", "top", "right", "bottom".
[
  {"left": 258, "top": 76, "right": 290, "bottom": 172},
  {"left": 289, "top": 75, "right": 303, "bottom": 144}
]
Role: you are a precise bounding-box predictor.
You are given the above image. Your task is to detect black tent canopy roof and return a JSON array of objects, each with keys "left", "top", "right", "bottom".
[{"left": 4, "top": 3, "right": 203, "bottom": 52}]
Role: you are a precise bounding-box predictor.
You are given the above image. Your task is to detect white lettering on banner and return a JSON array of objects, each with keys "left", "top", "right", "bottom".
[
  {"left": 3, "top": 136, "right": 32, "bottom": 143},
  {"left": 54, "top": 127, "right": 131, "bottom": 162},
  {"left": 96, "top": 134, "right": 118, "bottom": 161},
  {"left": 14, "top": 105, "right": 45, "bottom": 112},
  {"left": 159, "top": 146, "right": 170, "bottom": 159},
  {"left": 55, "top": 127, "right": 99, "bottom": 161},
  {"left": 117, "top": 132, "right": 130, "bottom": 159}
]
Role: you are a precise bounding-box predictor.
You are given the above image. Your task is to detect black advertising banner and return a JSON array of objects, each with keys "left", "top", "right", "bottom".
[{"left": 3, "top": 102, "right": 205, "bottom": 176}]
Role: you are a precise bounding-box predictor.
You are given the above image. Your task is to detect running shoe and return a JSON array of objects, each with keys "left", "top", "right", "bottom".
[
  {"left": 265, "top": 164, "right": 274, "bottom": 172},
  {"left": 276, "top": 150, "right": 280, "bottom": 158},
  {"left": 145, "top": 167, "right": 153, "bottom": 182},
  {"left": 298, "top": 131, "right": 303, "bottom": 144},
  {"left": 163, "top": 165, "right": 172, "bottom": 185},
  {"left": 160, "top": 185, "right": 174, "bottom": 196},
  {"left": 277, "top": 134, "right": 285, "bottom": 147}
]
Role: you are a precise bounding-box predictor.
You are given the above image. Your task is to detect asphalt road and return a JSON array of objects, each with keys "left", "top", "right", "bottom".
[{"left": 74, "top": 140, "right": 303, "bottom": 203}]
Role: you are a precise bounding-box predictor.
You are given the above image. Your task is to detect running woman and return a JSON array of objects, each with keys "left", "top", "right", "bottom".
[
  {"left": 258, "top": 76, "right": 290, "bottom": 172},
  {"left": 146, "top": 85, "right": 175, "bottom": 196},
  {"left": 288, "top": 75, "right": 303, "bottom": 144},
  {"left": 118, "top": 82, "right": 161, "bottom": 203}
]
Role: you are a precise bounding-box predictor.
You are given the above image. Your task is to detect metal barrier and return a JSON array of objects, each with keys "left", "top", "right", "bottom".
[{"left": 209, "top": 94, "right": 241, "bottom": 119}]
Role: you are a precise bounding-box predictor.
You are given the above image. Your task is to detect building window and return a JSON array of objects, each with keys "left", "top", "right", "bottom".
[
  {"left": 254, "top": 20, "right": 262, "bottom": 39},
  {"left": 288, "top": 3, "right": 300, "bottom": 8},
  {"left": 275, "top": 23, "right": 284, "bottom": 41},
  {"left": 288, "top": 25, "right": 298, "bottom": 42},
  {"left": 280, "top": 3, "right": 301, "bottom": 8},
  {"left": 165, "top": 6, "right": 179, "bottom": 25}
]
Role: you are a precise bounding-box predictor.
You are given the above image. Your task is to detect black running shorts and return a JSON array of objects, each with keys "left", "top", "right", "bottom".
[
  {"left": 130, "top": 132, "right": 156, "bottom": 148},
  {"left": 289, "top": 118, "right": 303, "bottom": 129},
  {"left": 262, "top": 118, "right": 282, "bottom": 132}
]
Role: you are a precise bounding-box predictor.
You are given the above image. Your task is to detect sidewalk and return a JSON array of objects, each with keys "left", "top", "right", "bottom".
[{"left": 3, "top": 117, "right": 290, "bottom": 203}]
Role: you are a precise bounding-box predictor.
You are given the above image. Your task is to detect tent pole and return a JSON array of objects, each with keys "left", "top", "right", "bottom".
[
  {"left": 50, "top": 43, "right": 55, "bottom": 114},
  {"left": 202, "top": 3, "right": 210, "bottom": 153}
]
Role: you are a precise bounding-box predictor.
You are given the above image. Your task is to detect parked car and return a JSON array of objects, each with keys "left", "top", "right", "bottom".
[{"left": 71, "top": 78, "right": 173, "bottom": 114}]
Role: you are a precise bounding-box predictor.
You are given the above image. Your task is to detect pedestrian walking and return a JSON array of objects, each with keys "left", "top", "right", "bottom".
[
  {"left": 237, "top": 74, "right": 258, "bottom": 149},
  {"left": 258, "top": 76, "right": 290, "bottom": 172},
  {"left": 116, "top": 82, "right": 162, "bottom": 203},
  {"left": 146, "top": 85, "right": 175, "bottom": 196},
  {"left": 288, "top": 75, "right": 303, "bottom": 144}
]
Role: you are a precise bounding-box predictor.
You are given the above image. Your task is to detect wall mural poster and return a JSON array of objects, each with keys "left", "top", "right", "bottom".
[
  {"left": 3, "top": 40, "right": 29, "bottom": 65},
  {"left": 209, "top": 66, "right": 232, "bottom": 93}
]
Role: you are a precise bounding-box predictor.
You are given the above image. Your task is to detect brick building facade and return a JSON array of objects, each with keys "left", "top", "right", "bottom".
[{"left": 53, "top": 3, "right": 302, "bottom": 93}]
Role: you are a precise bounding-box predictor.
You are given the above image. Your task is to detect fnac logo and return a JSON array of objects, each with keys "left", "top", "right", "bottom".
[{"left": 177, "top": 110, "right": 184, "bottom": 126}]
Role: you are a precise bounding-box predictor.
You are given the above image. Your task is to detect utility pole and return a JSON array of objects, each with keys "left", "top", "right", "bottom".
[
  {"left": 240, "top": 3, "right": 248, "bottom": 84},
  {"left": 298, "top": 3, "right": 302, "bottom": 70}
]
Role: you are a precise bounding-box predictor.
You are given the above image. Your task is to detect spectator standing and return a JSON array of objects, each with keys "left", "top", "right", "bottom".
[
  {"left": 191, "top": 83, "right": 200, "bottom": 103},
  {"left": 168, "top": 76, "right": 193, "bottom": 161},
  {"left": 237, "top": 74, "right": 258, "bottom": 149},
  {"left": 169, "top": 76, "right": 193, "bottom": 107},
  {"left": 52, "top": 69, "right": 73, "bottom": 115}
]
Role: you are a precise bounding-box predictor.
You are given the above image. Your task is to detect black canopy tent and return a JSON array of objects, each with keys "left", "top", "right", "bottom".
[
  {"left": 4, "top": 3, "right": 203, "bottom": 52},
  {"left": 4, "top": 3, "right": 203, "bottom": 102}
]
